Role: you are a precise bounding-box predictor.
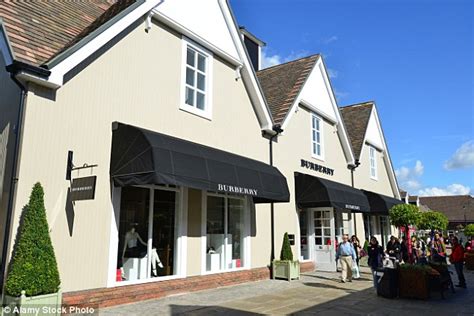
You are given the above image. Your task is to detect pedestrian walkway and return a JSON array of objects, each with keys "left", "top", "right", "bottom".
[{"left": 101, "top": 267, "right": 474, "bottom": 315}]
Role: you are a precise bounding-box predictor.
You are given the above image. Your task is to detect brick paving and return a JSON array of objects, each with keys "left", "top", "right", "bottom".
[{"left": 100, "top": 267, "right": 474, "bottom": 315}]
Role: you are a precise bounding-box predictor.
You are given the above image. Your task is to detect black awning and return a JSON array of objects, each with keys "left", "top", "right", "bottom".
[
  {"left": 362, "top": 190, "right": 403, "bottom": 215},
  {"left": 294, "top": 172, "right": 370, "bottom": 212},
  {"left": 110, "top": 123, "right": 290, "bottom": 203}
]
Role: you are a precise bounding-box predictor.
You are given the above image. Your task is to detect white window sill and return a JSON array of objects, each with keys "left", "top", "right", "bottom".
[
  {"left": 179, "top": 104, "right": 212, "bottom": 121},
  {"left": 311, "top": 154, "right": 325, "bottom": 162},
  {"left": 370, "top": 176, "right": 378, "bottom": 181}
]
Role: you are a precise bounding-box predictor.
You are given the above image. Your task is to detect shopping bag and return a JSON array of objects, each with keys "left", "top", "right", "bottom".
[{"left": 352, "top": 261, "right": 360, "bottom": 279}]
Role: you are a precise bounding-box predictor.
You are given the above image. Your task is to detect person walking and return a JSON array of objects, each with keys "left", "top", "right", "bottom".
[
  {"left": 432, "top": 232, "right": 447, "bottom": 263},
  {"left": 386, "top": 236, "right": 401, "bottom": 261},
  {"left": 450, "top": 236, "right": 466, "bottom": 288},
  {"left": 351, "top": 235, "right": 361, "bottom": 279},
  {"left": 336, "top": 234, "right": 356, "bottom": 283},
  {"left": 368, "top": 236, "right": 383, "bottom": 289},
  {"left": 400, "top": 237, "right": 409, "bottom": 263}
]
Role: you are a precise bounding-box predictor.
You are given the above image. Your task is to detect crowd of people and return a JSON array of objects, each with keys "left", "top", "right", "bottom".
[{"left": 335, "top": 232, "right": 471, "bottom": 289}]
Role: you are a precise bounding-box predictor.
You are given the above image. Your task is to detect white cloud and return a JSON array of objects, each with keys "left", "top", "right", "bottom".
[
  {"left": 323, "top": 36, "right": 338, "bottom": 44},
  {"left": 334, "top": 89, "right": 349, "bottom": 101},
  {"left": 261, "top": 50, "right": 282, "bottom": 69},
  {"left": 327, "top": 68, "right": 338, "bottom": 79},
  {"left": 260, "top": 49, "right": 310, "bottom": 69},
  {"left": 396, "top": 160, "right": 424, "bottom": 191},
  {"left": 418, "top": 184, "right": 472, "bottom": 196},
  {"left": 444, "top": 140, "right": 474, "bottom": 170}
]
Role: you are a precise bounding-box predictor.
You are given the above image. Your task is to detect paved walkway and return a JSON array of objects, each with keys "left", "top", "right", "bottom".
[{"left": 101, "top": 267, "right": 474, "bottom": 315}]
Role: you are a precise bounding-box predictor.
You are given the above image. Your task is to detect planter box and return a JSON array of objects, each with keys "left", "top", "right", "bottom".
[
  {"left": 465, "top": 252, "right": 474, "bottom": 270},
  {"left": 398, "top": 268, "right": 429, "bottom": 299},
  {"left": 4, "top": 290, "right": 62, "bottom": 316},
  {"left": 272, "top": 260, "right": 300, "bottom": 281}
]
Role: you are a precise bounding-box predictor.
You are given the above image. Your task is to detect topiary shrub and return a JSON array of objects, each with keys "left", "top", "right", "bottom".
[
  {"left": 5, "top": 183, "right": 60, "bottom": 297},
  {"left": 280, "top": 232, "right": 293, "bottom": 261},
  {"left": 464, "top": 224, "right": 474, "bottom": 238},
  {"left": 417, "top": 211, "right": 448, "bottom": 232}
]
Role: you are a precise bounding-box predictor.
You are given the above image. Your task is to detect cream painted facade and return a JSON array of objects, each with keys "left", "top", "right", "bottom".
[{"left": 3, "top": 19, "right": 275, "bottom": 292}]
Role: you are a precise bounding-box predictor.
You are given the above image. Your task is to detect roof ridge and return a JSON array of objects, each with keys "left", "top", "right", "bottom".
[
  {"left": 257, "top": 53, "right": 320, "bottom": 73},
  {"left": 340, "top": 101, "right": 375, "bottom": 109}
]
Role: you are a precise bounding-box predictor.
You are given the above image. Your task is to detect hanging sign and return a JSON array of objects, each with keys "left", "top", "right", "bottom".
[{"left": 70, "top": 176, "right": 97, "bottom": 201}]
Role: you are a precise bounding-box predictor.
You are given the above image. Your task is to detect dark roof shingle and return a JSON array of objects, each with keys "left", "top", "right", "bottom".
[
  {"left": 339, "top": 102, "right": 374, "bottom": 160},
  {"left": 0, "top": 0, "right": 136, "bottom": 66},
  {"left": 419, "top": 195, "right": 474, "bottom": 222},
  {"left": 256, "top": 54, "right": 319, "bottom": 125}
]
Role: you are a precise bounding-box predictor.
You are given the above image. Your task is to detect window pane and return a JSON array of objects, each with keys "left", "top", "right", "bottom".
[
  {"left": 197, "top": 54, "right": 206, "bottom": 72},
  {"left": 315, "top": 228, "right": 322, "bottom": 235},
  {"left": 316, "top": 144, "right": 321, "bottom": 156},
  {"left": 312, "top": 143, "right": 317, "bottom": 155},
  {"left": 196, "top": 92, "right": 205, "bottom": 110},
  {"left": 152, "top": 190, "right": 177, "bottom": 277},
  {"left": 324, "top": 228, "right": 331, "bottom": 236},
  {"left": 118, "top": 187, "right": 150, "bottom": 282},
  {"left": 186, "top": 67, "right": 195, "bottom": 86},
  {"left": 187, "top": 48, "right": 195, "bottom": 66},
  {"left": 316, "top": 132, "right": 320, "bottom": 143},
  {"left": 228, "top": 198, "right": 244, "bottom": 268},
  {"left": 197, "top": 73, "right": 205, "bottom": 91},
  {"left": 315, "top": 237, "right": 322, "bottom": 245},
  {"left": 185, "top": 87, "right": 195, "bottom": 106},
  {"left": 206, "top": 196, "right": 225, "bottom": 272},
  {"left": 312, "top": 130, "right": 316, "bottom": 142}
]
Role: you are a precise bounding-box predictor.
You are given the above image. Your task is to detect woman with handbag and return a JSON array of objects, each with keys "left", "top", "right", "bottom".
[
  {"left": 351, "top": 235, "right": 361, "bottom": 279},
  {"left": 368, "top": 236, "right": 384, "bottom": 289}
]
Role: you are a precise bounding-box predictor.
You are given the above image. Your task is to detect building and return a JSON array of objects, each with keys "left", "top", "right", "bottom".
[
  {"left": 0, "top": 0, "right": 290, "bottom": 307},
  {"left": 340, "top": 101, "right": 400, "bottom": 248},
  {"left": 0, "top": 0, "right": 403, "bottom": 308},
  {"left": 419, "top": 195, "right": 474, "bottom": 230}
]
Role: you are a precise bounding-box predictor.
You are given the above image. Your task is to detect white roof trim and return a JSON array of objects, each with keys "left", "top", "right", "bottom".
[
  {"left": 47, "top": 0, "right": 162, "bottom": 86},
  {"left": 299, "top": 99, "right": 337, "bottom": 125},
  {"left": 360, "top": 104, "right": 401, "bottom": 199},
  {"left": 218, "top": 0, "right": 273, "bottom": 132},
  {"left": 281, "top": 56, "right": 356, "bottom": 165}
]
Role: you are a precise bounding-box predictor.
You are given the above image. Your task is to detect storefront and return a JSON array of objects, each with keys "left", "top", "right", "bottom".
[
  {"left": 109, "top": 123, "right": 289, "bottom": 285},
  {"left": 295, "top": 172, "right": 370, "bottom": 271},
  {"left": 362, "top": 190, "right": 403, "bottom": 247}
]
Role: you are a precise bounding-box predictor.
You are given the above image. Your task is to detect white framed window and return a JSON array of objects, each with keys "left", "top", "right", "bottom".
[
  {"left": 311, "top": 113, "right": 324, "bottom": 160},
  {"left": 201, "top": 191, "right": 250, "bottom": 274},
  {"left": 180, "top": 38, "right": 213, "bottom": 119},
  {"left": 369, "top": 146, "right": 377, "bottom": 180}
]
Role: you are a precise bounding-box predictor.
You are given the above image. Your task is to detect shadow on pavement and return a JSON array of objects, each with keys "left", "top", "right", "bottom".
[
  {"left": 302, "top": 282, "right": 359, "bottom": 293},
  {"left": 169, "top": 304, "right": 261, "bottom": 315}
]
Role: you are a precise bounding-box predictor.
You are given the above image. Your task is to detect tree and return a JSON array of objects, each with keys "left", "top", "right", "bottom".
[
  {"left": 465, "top": 224, "right": 474, "bottom": 237},
  {"left": 389, "top": 204, "right": 421, "bottom": 264},
  {"left": 5, "top": 183, "right": 60, "bottom": 297},
  {"left": 417, "top": 211, "right": 449, "bottom": 232},
  {"left": 389, "top": 204, "right": 421, "bottom": 234},
  {"left": 280, "top": 232, "right": 293, "bottom": 261}
]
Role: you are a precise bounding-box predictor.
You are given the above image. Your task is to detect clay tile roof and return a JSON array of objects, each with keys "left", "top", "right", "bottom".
[
  {"left": 419, "top": 195, "right": 474, "bottom": 222},
  {"left": 408, "top": 195, "right": 419, "bottom": 202},
  {"left": 0, "top": 0, "right": 136, "bottom": 66},
  {"left": 256, "top": 54, "right": 320, "bottom": 125},
  {"left": 400, "top": 190, "right": 408, "bottom": 198},
  {"left": 339, "top": 102, "right": 374, "bottom": 160}
]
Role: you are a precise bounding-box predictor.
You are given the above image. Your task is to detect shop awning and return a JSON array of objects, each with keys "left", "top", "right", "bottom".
[
  {"left": 362, "top": 190, "right": 403, "bottom": 215},
  {"left": 110, "top": 123, "right": 290, "bottom": 203},
  {"left": 294, "top": 172, "right": 370, "bottom": 212}
]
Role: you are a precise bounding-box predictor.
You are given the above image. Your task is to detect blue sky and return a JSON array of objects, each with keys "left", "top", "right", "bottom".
[{"left": 231, "top": 0, "right": 474, "bottom": 196}]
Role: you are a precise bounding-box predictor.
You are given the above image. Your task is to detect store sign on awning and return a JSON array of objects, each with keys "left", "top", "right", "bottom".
[{"left": 71, "top": 176, "right": 97, "bottom": 201}]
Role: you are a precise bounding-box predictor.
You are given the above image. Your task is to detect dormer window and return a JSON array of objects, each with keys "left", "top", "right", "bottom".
[
  {"left": 181, "top": 38, "right": 213, "bottom": 119},
  {"left": 369, "top": 145, "right": 377, "bottom": 180},
  {"left": 311, "top": 113, "right": 324, "bottom": 160}
]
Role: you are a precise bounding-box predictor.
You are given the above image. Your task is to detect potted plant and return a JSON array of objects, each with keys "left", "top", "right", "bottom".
[
  {"left": 272, "top": 233, "right": 300, "bottom": 281},
  {"left": 398, "top": 264, "right": 432, "bottom": 299},
  {"left": 464, "top": 224, "right": 474, "bottom": 270},
  {"left": 4, "top": 183, "right": 62, "bottom": 315}
]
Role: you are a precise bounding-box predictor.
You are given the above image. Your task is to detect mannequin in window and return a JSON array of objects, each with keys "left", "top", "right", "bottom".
[{"left": 122, "top": 223, "right": 164, "bottom": 277}]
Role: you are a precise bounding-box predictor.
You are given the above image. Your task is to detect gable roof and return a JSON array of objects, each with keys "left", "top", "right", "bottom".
[
  {"left": 339, "top": 102, "right": 374, "bottom": 160},
  {"left": 256, "top": 54, "right": 319, "bottom": 125},
  {"left": 419, "top": 195, "right": 474, "bottom": 222},
  {"left": 0, "top": 0, "right": 136, "bottom": 66}
]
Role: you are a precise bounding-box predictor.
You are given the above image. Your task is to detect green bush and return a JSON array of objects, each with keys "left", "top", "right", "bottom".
[
  {"left": 399, "top": 264, "right": 432, "bottom": 274},
  {"left": 417, "top": 211, "right": 449, "bottom": 232},
  {"left": 464, "top": 224, "right": 474, "bottom": 237},
  {"left": 389, "top": 204, "right": 421, "bottom": 229},
  {"left": 5, "top": 183, "right": 60, "bottom": 297},
  {"left": 280, "top": 232, "right": 293, "bottom": 261}
]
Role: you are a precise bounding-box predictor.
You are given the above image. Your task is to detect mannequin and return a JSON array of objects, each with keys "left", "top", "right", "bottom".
[{"left": 122, "top": 223, "right": 164, "bottom": 278}]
